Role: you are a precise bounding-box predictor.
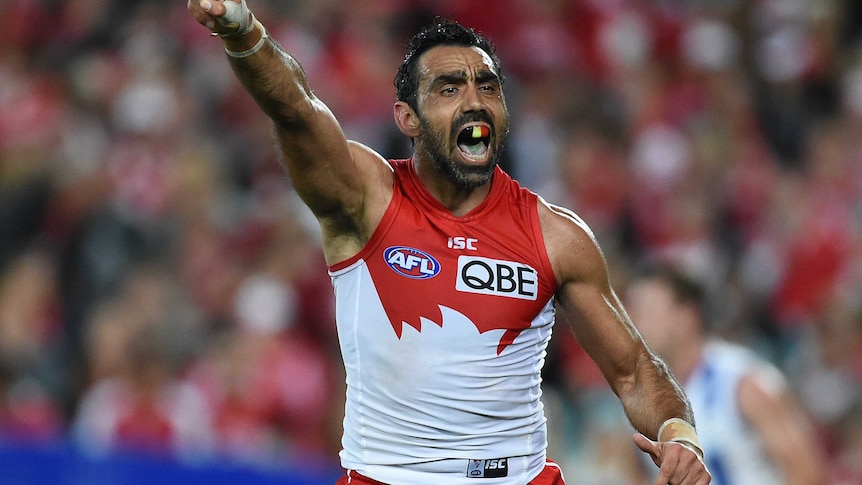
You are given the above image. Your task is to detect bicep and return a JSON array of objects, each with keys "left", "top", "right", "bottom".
[
  {"left": 228, "top": 43, "right": 366, "bottom": 213},
  {"left": 557, "top": 268, "right": 645, "bottom": 394},
  {"left": 545, "top": 205, "right": 646, "bottom": 392},
  {"left": 276, "top": 98, "right": 391, "bottom": 228},
  {"left": 274, "top": 97, "right": 366, "bottom": 217}
]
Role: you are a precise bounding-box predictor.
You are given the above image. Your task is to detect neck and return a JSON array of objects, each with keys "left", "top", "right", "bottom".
[{"left": 411, "top": 154, "right": 493, "bottom": 216}]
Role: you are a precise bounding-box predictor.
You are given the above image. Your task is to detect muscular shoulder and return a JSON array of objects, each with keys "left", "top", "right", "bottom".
[
  {"left": 349, "top": 141, "right": 394, "bottom": 227},
  {"left": 537, "top": 198, "right": 608, "bottom": 288},
  {"left": 318, "top": 141, "right": 394, "bottom": 263},
  {"left": 348, "top": 141, "right": 394, "bottom": 191}
]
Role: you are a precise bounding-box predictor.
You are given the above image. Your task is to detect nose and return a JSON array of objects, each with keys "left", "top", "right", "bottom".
[{"left": 462, "top": 84, "right": 485, "bottom": 112}]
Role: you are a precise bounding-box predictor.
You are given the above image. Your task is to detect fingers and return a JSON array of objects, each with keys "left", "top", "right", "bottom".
[
  {"left": 187, "top": 0, "right": 216, "bottom": 30},
  {"left": 201, "top": 0, "right": 228, "bottom": 17},
  {"left": 633, "top": 433, "right": 662, "bottom": 468},
  {"left": 187, "top": 0, "right": 230, "bottom": 32},
  {"left": 653, "top": 446, "right": 681, "bottom": 485},
  {"left": 643, "top": 441, "right": 711, "bottom": 485},
  {"left": 633, "top": 433, "right": 656, "bottom": 453}
]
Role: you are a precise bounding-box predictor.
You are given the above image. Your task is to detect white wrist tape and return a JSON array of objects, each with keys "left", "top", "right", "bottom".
[
  {"left": 658, "top": 417, "right": 704, "bottom": 459},
  {"left": 216, "top": 0, "right": 253, "bottom": 38},
  {"left": 224, "top": 22, "right": 268, "bottom": 58}
]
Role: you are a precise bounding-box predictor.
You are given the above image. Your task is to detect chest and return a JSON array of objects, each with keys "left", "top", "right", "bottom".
[{"left": 365, "top": 198, "right": 556, "bottom": 348}]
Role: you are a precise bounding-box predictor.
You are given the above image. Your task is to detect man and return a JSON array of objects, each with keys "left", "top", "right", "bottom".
[
  {"left": 626, "top": 263, "right": 824, "bottom": 485},
  {"left": 187, "top": 1, "right": 711, "bottom": 484}
]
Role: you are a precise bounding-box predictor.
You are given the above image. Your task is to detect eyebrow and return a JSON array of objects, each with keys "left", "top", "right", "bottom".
[
  {"left": 429, "top": 71, "right": 467, "bottom": 90},
  {"left": 428, "top": 69, "right": 501, "bottom": 90},
  {"left": 475, "top": 70, "right": 500, "bottom": 85}
]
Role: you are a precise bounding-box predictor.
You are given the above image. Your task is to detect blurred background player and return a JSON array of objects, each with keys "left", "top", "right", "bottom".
[{"left": 625, "top": 262, "right": 825, "bottom": 485}]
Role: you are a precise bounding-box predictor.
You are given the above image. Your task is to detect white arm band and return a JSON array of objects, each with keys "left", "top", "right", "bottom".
[
  {"left": 224, "top": 22, "right": 268, "bottom": 59},
  {"left": 658, "top": 417, "right": 704, "bottom": 459}
]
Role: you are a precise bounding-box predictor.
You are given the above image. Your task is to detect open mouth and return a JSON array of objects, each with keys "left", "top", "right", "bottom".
[{"left": 456, "top": 124, "right": 491, "bottom": 161}]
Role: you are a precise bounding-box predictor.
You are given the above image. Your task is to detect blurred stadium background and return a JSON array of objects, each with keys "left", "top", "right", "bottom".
[{"left": 0, "top": 0, "right": 861, "bottom": 483}]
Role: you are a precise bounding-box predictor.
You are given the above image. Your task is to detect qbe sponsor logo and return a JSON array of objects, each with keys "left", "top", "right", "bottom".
[
  {"left": 456, "top": 256, "right": 538, "bottom": 300},
  {"left": 466, "top": 458, "right": 509, "bottom": 478},
  {"left": 384, "top": 246, "right": 441, "bottom": 279}
]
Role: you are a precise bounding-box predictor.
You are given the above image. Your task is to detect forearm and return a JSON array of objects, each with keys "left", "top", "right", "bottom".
[
  {"left": 778, "top": 427, "right": 825, "bottom": 485},
  {"left": 772, "top": 424, "right": 824, "bottom": 485},
  {"left": 619, "top": 348, "right": 694, "bottom": 439},
  {"left": 190, "top": 1, "right": 364, "bottom": 221},
  {"left": 221, "top": 19, "right": 316, "bottom": 129}
]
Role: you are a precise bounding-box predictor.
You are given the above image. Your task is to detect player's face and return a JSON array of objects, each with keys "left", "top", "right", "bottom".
[{"left": 413, "top": 45, "right": 509, "bottom": 188}]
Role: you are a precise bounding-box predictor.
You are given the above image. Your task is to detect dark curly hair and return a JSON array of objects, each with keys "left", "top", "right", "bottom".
[{"left": 394, "top": 18, "right": 504, "bottom": 112}]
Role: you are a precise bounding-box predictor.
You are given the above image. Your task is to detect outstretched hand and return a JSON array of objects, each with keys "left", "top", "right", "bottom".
[
  {"left": 634, "top": 433, "right": 711, "bottom": 485},
  {"left": 187, "top": 0, "right": 247, "bottom": 36}
]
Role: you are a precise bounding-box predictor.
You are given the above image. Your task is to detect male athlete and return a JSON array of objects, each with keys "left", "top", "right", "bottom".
[
  {"left": 187, "top": 1, "right": 711, "bottom": 484},
  {"left": 626, "top": 264, "right": 824, "bottom": 485}
]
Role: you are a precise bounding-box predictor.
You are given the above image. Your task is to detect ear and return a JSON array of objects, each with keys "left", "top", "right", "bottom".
[{"left": 394, "top": 101, "right": 421, "bottom": 138}]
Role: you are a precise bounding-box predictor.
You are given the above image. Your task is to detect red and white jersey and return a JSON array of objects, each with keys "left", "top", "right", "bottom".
[{"left": 329, "top": 159, "right": 559, "bottom": 484}]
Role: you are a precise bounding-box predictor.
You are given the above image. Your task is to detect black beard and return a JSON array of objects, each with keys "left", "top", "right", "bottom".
[{"left": 416, "top": 112, "right": 506, "bottom": 188}]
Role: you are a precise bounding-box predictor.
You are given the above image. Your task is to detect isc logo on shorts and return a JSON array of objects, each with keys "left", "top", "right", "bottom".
[
  {"left": 456, "top": 256, "right": 538, "bottom": 300},
  {"left": 466, "top": 458, "right": 509, "bottom": 478}
]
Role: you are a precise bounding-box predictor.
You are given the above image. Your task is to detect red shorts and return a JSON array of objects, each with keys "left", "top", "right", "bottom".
[{"left": 335, "top": 459, "right": 566, "bottom": 484}]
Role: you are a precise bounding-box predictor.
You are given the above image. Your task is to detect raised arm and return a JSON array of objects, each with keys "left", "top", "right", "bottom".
[
  {"left": 187, "top": 0, "right": 392, "bottom": 263},
  {"left": 539, "top": 201, "right": 710, "bottom": 485}
]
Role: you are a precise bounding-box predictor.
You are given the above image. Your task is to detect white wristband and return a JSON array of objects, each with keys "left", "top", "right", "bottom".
[
  {"left": 658, "top": 417, "right": 704, "bottom": 459},
  {"left": 224, "top": 24, "right": 268, "bottom": 58}
]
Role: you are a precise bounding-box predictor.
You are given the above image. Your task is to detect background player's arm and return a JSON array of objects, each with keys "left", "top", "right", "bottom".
[
  {"left": 738, "top": 368, "right": 825, "bottom": 485},
  {"left": 187, "top": 0, "right": 391, "bottom": 263}
]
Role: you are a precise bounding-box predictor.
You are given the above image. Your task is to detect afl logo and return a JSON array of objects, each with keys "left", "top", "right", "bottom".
[{"left": 384, "top": 246, "right": 441, "bottom": 279}]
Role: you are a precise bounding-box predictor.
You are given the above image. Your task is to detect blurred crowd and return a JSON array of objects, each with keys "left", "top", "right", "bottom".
[{"left": 1, "top": 0, "right": 861, "bottom": 482}]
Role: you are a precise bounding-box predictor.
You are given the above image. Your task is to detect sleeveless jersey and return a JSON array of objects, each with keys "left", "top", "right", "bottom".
[
  {"left": 328, "top": 159, "right": 559, "bottom": 484},
  {"left": 685, "top": 340, "right": 783, "bottom": 485}
]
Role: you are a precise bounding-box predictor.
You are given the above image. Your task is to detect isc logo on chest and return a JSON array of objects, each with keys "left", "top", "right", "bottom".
[
  {"left": 448, "top": 236, "right": 478, "bottom": 250},
  {"left": 456, "top": 255, "right": 538, "bottom": 300}
]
